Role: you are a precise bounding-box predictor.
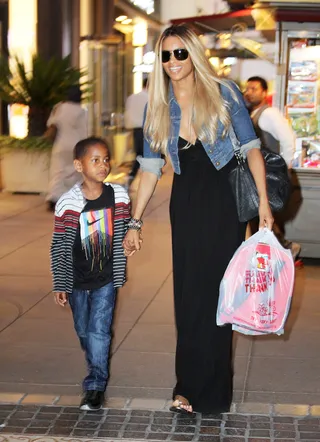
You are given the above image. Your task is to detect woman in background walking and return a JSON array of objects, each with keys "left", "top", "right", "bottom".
[{"left": 46, "top": 85, "right": 87, "bottom": 211}]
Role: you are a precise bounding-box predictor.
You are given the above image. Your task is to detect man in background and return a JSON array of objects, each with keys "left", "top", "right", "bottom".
[
  {"left": 245, "top": 76, "right": 301, "bottom": 259},
  {"left": 124, "top": 77, "right": 148, "bottom": 187}
]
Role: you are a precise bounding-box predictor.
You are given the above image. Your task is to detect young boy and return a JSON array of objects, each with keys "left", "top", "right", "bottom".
[{"left": 50, "top": 137, "right": 131, "bottom": 411}]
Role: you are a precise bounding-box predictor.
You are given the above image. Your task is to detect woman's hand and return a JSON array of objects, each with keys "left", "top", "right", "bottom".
[
  {"left": 123, "top": 229, "right": 142, "bottom": 256},
  {"left": 258, "top": 198, "right": 274, "bottom": 230}
]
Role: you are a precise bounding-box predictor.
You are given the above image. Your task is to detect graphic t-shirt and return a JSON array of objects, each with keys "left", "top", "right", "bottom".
[{"left": 73, "top": 185, "right": 115, "bottom": 290}]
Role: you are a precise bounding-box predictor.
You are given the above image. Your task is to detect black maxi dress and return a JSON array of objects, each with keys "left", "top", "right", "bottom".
[{"left": 169, "top": 137, "right": 246, "bottom": 413}]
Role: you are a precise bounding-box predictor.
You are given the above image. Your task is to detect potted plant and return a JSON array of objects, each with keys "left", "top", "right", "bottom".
[{"left": 0, "top": 54, "right": 87, "bottom": 192}]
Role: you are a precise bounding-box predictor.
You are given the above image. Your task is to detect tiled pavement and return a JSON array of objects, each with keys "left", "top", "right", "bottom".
[{"left": 1, "top": 403, "right": 320, "bottom": 442}]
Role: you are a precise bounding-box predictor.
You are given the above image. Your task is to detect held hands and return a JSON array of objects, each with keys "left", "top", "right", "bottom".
[
  {"left": 54, "top": 292, "right": 68, "bottom": 307},
  {"left": 258, "top": 199, "right": 274, "bottom": 231},
  {"left": 123, "top": 229, "right": 143, "bottom": 256}
]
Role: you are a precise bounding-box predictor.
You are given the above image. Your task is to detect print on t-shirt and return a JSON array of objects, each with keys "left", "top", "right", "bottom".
[{"left": 79, "top": 208, "right": 113, "bottom": 270}]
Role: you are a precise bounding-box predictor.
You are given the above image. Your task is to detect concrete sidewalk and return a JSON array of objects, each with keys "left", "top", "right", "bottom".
[{"left": 0, "top": 169, "right": 320, "bottom": 410}]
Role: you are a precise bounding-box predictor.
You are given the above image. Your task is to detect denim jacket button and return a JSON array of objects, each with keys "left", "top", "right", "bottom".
[
  {"left": 216, "top": 161, "right": 220, "bottom": 166},
  {"left": 208, "top": 149, "right": 213, "bottom": 154}
]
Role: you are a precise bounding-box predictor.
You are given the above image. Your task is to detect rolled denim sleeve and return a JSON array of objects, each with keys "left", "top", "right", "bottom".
[
  {"left": 139, "top": 104, "right": 164, "bottom": 178},
  {"left": 222, "top": 82, "right": 261, "bottom": 156}
]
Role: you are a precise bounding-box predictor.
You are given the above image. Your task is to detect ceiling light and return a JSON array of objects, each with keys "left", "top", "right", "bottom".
[
  {"left": 115, "top": 15, "right": 127, "bottom": 22},
  {"left": 121, "top": 18, "right": 132, "bottom": 24}
]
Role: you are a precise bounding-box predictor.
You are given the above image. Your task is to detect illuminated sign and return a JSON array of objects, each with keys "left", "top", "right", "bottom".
[{"left": 130, "top": 0, "right": 154, "bottom": 15}]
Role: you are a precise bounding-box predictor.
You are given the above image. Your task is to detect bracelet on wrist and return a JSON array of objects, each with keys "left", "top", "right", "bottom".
[{"left": 128, "top": 217, "right": 143, "bottom": 231}]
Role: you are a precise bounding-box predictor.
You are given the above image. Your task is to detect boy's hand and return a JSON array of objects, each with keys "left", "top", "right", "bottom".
[{"left": 54, "top": 292, "right": 68, "bottom": 307}]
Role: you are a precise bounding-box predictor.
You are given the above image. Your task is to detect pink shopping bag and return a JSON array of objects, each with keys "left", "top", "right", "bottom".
[{"left": 217, "top": 229, "right": 294, "bottom": 336}]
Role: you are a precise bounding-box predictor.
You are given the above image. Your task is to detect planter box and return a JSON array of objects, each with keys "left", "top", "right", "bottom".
[{"left": 1, "top": 150, "right": 50, "bottom": 193}]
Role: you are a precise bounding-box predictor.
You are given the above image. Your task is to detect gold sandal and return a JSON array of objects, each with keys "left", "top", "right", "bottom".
[{"left": 170, "top": 395, "right": 194, "bottom": 414}]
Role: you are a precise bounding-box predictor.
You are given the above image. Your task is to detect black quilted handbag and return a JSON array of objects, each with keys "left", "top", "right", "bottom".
[{"left": 228, "top": 124, "right": 291, "bottom": 223}]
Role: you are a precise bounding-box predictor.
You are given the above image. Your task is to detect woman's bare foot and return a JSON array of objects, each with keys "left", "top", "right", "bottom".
[{"left": 170, "top": 395, "right": 193, "bottom": 414}]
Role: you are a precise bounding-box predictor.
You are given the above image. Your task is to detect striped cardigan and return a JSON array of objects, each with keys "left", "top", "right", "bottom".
[{"left": 50, "top": 182, "right": 131, "bottom": 294}]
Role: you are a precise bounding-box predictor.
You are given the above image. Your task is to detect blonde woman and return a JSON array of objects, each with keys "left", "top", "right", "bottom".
[{"left": 123, "top": 25, "right": 273, "bottom": 414}]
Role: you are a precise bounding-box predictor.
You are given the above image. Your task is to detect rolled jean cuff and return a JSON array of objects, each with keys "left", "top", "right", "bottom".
[
  {"left": 137, "top": 156, "right": 165, "bottom": 179},
  {"left": 240, "top": 138, "right": 261, "bottom": 157}
]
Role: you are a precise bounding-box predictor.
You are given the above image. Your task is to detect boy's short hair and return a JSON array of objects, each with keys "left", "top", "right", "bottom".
[
  {"left": 247, "top": 76, "right": 268, "bottom": 91},
  {"left": 74, "top": 137, "right": 110, "bottom": 160}
]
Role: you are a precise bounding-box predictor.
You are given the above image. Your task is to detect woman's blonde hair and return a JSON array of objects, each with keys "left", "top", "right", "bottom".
[{"left": 144, "top": 24, "right": 236, "bottom": 153}]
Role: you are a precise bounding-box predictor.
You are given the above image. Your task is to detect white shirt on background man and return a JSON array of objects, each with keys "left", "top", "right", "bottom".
[{"left": 124, "top": 88, "right": 148, "bottom": 130}]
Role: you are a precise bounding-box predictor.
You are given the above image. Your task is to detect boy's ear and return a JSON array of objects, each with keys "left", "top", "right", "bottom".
[{"left": 74, "top": 159, "right": 82, "bottom": 172}]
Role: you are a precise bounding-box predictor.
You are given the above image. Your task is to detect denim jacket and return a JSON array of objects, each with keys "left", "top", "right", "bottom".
[{"left": 138, "top": 80, "right": 260, "bottom": 178}]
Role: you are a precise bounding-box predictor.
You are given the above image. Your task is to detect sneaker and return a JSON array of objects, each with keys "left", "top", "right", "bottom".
[{"left": 80, "top": 390, "right": 105, "bottom": 411}]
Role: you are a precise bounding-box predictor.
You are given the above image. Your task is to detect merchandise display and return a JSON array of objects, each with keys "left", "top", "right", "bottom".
[{"left": 286, "top": 40, "right": 320, "bottom": 169}]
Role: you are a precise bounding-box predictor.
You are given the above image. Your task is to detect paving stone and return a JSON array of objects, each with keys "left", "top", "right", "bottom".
[
  {"left": 201, "top": 413, "right": 223, "bottom": 420},
  {"left": 123, "top": 431, "right": 148, "bottom": 438},
  {"left": 200, "top": 419, "right": 221, "bottom": 427},
  {"left": 249, "top": 429, "right": 271, "bottom": 438},
  {"left": 106, "top": 414, "right": 127, "bottom": 423},
  {"left": 224, "top": 420, "right": 247, "bottom": 428},
  {"left": 273, "top": 422, "right": 296, "bottom": 431},
  {"left": 274, "top": 404, "right": 309, "bottom": 416},
  {"left": 0, "top": 393, "right": 24, "bottom": 404},
  {"left": 147, "top": 432, "right": 170, "bottom": 440},
  {"left": 28, "top": 419, "right": 53, "bottom": 428},
  {"left": 249, "top": 416, "right": 271, "bottom": 423},
  {"left": 47, "top": 420, "right": 74, "bottom": 428},
  {"left": 221, "top": 437, "right": 245, "bottom": 442},
  {"left": 175, "top": 425, "right": 197, "bottom": 434},
  {"left": 250, "top": 422, "right": 271, "bottom": 429},
  {"left": 75, "top": 420, "right": 100, "bottom": 429},
  {"left": 129, "top": 416, "right": 151, "bottom": 424},
  {"left": 171, "top": 435, "right": 194, "bottom": 441},
  {"left": 125, "top": 423, "right": 149, "bottom": 431},
  {"left": 225, "top": 414, "right": 248, "bottom": 421},
  {"left": 48, "top": 426, "right": 73, "bottom": 436},
  {"left": 35, "top": 412, "right": 57, "bottom": 420},
  {"left": 273, "top": 430, "right": 297, "bottom": 438},
  {"left": 25, "top": 427, "right": 49, "bottom": 435},
  {"left": 299, "top": 432, "right": 320, "bottom": 440},
  {"left": 98, "top": 430, "right": 122, "bottom": 438},
  {"left": 0, "top": 405, "right": 17, "bottom": 411},
  {"left": 199, "top": 426, "right": 220, "bottom": 435},
  {"left": 21, "top": 395, "right": 57, "bottom": 405},
  {"left": 237, "top": 403, "right": 270, "bottom": 415},
  {"left": 39, "top": 406, "right": 62, "bottom": 413},
  {"left": 72, "top": 428, "right": 98, "bottom": 437},
  {"left": 273, "top": 416, "right": 295, "bottom": 423},
  {"left": 107, "top": 408, "right": 129, "bottom": 416},
  {"left": 10, "top": 411, "right": 36, "bottom": 419},
  {"left": 56, "top": 413, "right": 79, "bottom": 421},
  {"left": 153, "top": 417, "right": 174, "bottom": 425},
  {"left": 100, "top": 422, "right": 124, "bottom": 430},
  {"left": 223, "top": 427, "right": 246, "bottom": 436},
  {"left": 56, "top": 396, "right": 81, "bottom": 406},
  {"left": 81, "top": 413, "right": 104, "bottom": 421},
  {"left": 131, "top": 409, "right": 154, "bottom": 417},
  {"left": 310, "top": 406, "right": 320, "bottom": 417},
  {"left": 104, "top": 397, "right": 127, "bottom": 408},
  {"left": 150, "top": 424, "right": 173, "bottom": 432},
  {"left": 61, "top": 407, "right": 80, "bottom": 414},
  {"left": 198, "top": 436, "right": 220, "bottom": 441},
  {"left": 6, "top": 419, "right": 29, "bottom": 427},
  {"left": 0, "top": 426, "right": 25, "bottom": 433},
  {"left": 248, "top": 439, "right": 271, "bottom": 442}
]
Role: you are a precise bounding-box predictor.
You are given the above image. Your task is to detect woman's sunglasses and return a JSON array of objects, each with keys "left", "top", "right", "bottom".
[{"left": 161, "top": 49, "right": 189, "bottom": 63}]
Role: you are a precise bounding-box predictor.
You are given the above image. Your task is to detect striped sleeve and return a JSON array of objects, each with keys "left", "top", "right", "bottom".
[{"left": 50, "top": 213, "right": 67, "bottom": 293}]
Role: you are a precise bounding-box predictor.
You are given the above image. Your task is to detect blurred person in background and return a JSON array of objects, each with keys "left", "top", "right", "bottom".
[
  {"left": 123, "top": 25, "right": 273, "bottom": 414},
  {"left": 245, "top": 76, "right": 300, "bottom": 259},
  {"left": 45, "top": 85, "right": 88, "bottom": 211},
  {"left": 124, "top": 78, "right": 148, "bottom": 187}
]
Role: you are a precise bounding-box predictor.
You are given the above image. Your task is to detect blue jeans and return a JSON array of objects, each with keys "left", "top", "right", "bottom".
[{"left": 69, "top": 282, "right": 116, "bottom": 392}]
